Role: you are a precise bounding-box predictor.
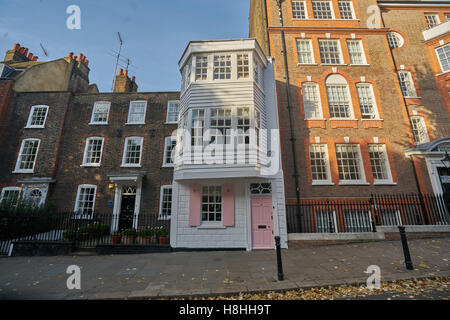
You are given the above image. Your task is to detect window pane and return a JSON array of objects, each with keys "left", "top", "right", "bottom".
[
  {"left": 292, "top": 1, "right": 306, "bottom": 19},
  {"left": 326, "top": 85, "right": 351, "bottom": 118},
  {"left": 213, "top": 55, "right": 231, "bottom": 80},
  {"left": 310, "top": 144, "right": 328, "bottom": 181},
  {"left": 128, "top": 101, "right": 146, "bottom": 123},
  {"left": 368, "top": 144, "right": 389, "bottom": 180},
  {"left": 18, "top": 139, "right": 39, "bottom": 170},
  {"left": 29, "top": 106, "right": 48, "bottom": 127},
  {"left": 201, "top": 186, "right": 222, "bottom": 222},
  {"left": 336, "top": 144, "right": 362, "bottom": 181},
  {"left": 347, "top": 40, "right": 364, "bottom": 64},
  {"left": 356, "top": 84, "right": 376, "bottom": 119},
  {"left": 436, "top": 44, "right": 450, "bottom": 72},
  {"left": 92, "top": 102, "right": 110, "bottom": 123},
  {"left": 338, "top": 1, "right": 353, "bottom": 19},
  {"left": 237, "top": 54, "right": 250, "bottom": 79},
  {"left": 397, "top": 71, "right": 417, "bottom": 97},
  {"left": 76, "top": 187, "right": 96, "bottom": 215},
  {"left": 410, "top": 116, "right": 430, "bottom": 144},
  {"left": 124, "top": 138, "right": 142, "bottom": 164},
  {"left": 297, "top": 40, "right": 313, "bottom": 64},
  {"left": 85, "top": 138, "right": 103, "bottom": 165},
  {"left": 195, "top": 56, "right": 208, "bottom": 80},
  {"left": 302, "top": 83, "right": 322, "bottom": 119},
  {"left": 319, "top": 40, "right": 341, "bottom": 64},
  {"left": 167, "top": 101, "right": 179, "bottom": 123},
  {"left": 312, "top": 1, "right": 333, "bottom": 19}
]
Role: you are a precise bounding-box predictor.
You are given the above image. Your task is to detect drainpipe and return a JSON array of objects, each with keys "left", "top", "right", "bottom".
[
  {"left": 379, "top": 10, "right": 428, "bottom": 224},
  {"left": 275, "top": 0, "right": 302, "bottom": 231},
  {"left": 263, "top": 0, "right": 271, "bottom": 56}
]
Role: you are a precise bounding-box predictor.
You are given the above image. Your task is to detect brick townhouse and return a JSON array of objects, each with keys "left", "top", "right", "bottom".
[
  {"left": 249, "top": 0, "right": 450, "bottom": 233},
  {"left": 0, "top": 45, "right": 180, "bottom": 232}
]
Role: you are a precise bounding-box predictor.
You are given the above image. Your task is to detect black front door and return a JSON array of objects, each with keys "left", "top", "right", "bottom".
[
  {"left": 438, "top": 167, "right": 450, "bottom": 212},
  {"left": 118, "top": 194, "right": 136, "bottom": 231}
]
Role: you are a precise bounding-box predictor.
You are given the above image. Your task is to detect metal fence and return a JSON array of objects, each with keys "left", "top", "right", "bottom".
[
  {"left": 0, "top": 212, "right": 170, "bottom": 255},
  {"left": 286, "top": 193, "right": 450, "bottom": 234}
]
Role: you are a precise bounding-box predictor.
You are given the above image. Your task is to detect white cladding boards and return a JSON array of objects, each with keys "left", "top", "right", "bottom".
[
  {"left": 180, "top": 81, "right": 257, "bottom": 109},
  {"left": 174, "top": 181, "right": 248, "bottom": 248}
]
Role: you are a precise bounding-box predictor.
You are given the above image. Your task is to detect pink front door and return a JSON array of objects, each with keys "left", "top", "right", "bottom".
[{"left": 251, "top": 196, "right": 274, "bottom": 249}]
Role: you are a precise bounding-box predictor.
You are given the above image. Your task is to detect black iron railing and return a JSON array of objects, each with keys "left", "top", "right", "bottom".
[
  {"left": 0, "top": 211, "right": 170, "bottom": 255},
  {"left": 286, "top": 193, "right": 450, "bottom": 234}
]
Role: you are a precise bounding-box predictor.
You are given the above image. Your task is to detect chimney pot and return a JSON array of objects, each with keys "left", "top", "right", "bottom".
[
  {"left": 68, "top": 52, "right": 74, "bottom": 58},
  {"left": 85, "top": 60, "right": 89, "bottom": 66},
  {"left": 119, "top": 68, "right": 124, "bottom": 75},
  {"left": 13, "top": 43, "right": 20, "bottom": 51},
  {"left": 78, "top": 53, "right": 83, "bottom": 61},
  {"left": 132, "top": 76, "right": 136, "bottom": 82},
  {"left": 23, "top": 48, "right": 28, "bottom": 56},
  {"left": 27, "top": 53, "right": 33, "bottom": 59},
  {"left": 124, "top": 69, "right": 128, "bottom": 77},
  {"left": 32, "top": 56, "right": 38, "bottom": 61}
]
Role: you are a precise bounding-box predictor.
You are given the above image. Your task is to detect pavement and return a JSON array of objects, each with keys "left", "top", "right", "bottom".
[{"left": 0, "top": 237, "right": 448, "bottom": 300}]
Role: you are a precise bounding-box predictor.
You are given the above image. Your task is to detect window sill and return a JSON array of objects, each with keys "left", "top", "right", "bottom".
[
  {"left": 125, "top": 122, "right": 146, "bottom": 125},
  {"left": 158, "top": 216, "right": 171, "bottom": 221},
  {"left": 12, "top": 170, "right": 34, "bottom": 174},
  {"left": 338, "top": 181, "right": 370, "bottom": 186},
  {"left": 350, "top": 64, "right": 370, "bottom": 66},
  {"left": 292, "top": 18, "right": 360, "bottom": 22},
  {"left": 329, "top": 118, "right": 357, "bottom": 121},
  {"left": 361, "top": 118, "right": 383, "bottom": 121},
  {"left": 305, "top": 118, "right": 326, "bottom": 121},
  {"left": 197, "top": 224, "right": 226, "bottom": 230},
  {"left": 89, "top": 123, "right": 109, "bottom": 126},
  {"left": 320, "top": 63, "right": 347, "bottom": 66},
  {"left": 24, "top": 126, "right": 45, "bottom": 129},
  {"left": 436, "top": 70, "right": 450, "bottom": 76},
  {"left": 297, "top": 63, "right": 318, "bottom": 66},
  {"left": 162, "top": 164, "right": 174, "bottom": 168},
  {"left": 81, "top": 164, "right": 101, "bottom": 168},
  {"left": 404, "top": 96, "right": 421, "bottom": 99},
  {"left": 121, "top": 164, "right": 142, "bottom": 168},
  {"left": 373, "top": 181, "right": 397, "bottom": 185},
  {"left": 312, "top": 181, "right": 335, "bottom": 186}
]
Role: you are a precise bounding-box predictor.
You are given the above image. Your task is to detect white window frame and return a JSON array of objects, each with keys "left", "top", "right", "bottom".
[
  {"left": 435, "top": 44, "right": 450, "bottom": 73},
  {"left": 337, "top": 1, "right": 355, "bottom": 20},
  {"left": 326, "top": 84, "right": 354, "bottom": 119},
  {"left": 397, "top": 71, "right": 417, "bottom": 98},
  {"left": 126, "top": 100, "right": 147, "bottom": 124},
  {"left": 158, "top": 185, "right": 173, "bottom": 220},
  {"left": 311, "top": 1, "right": 334, "bottom": 19},
  {"left": 335, "top": 143, "right": 367, "bottom": 185},
  {"left": 25, "top": 105, "right": 49, "bottom": 129},
  {"left": 344, "top": 209, "right": 373, "bottom": 232},
  {"left": 347, "top": 40, "right": 367, "bottom": 65},
  {"left": 356, "top": 83, "right": 379, "bottom": 120},
  {"left": 121, "top": 136, "right": 144, "bottom": 167},
  {"left": 195, "top": 56, "right": 208, "bottom": 81},
  {"left": 410, "top": 116, "right": 430, "bottom": 145},
  {"left": 368, "top": 144, "right": 394, "bottom": 184},
  {"left": 318, "top": 39, "right": 343, "bottom": 65},
  {"left": 310, "top": 144, "right": 333, "bottom": 185},
  {"left": 166, "top": 100, "right": 180, "bottom": 124},
  {"left": 89, "top": 101, "right": 111, "bottom": 125},
  {"left": 162, "top": 136, "right": 177, "bottom": 167},
  {"left": 201, "top": 185, "right": 223, "bottom": 224},
  {"left": 0, "top": 187, "right": 21, "bottom": 207},
  {"left": 424, "top": 13, "right": 440, "bottom": 28},
  {"left": 387, "top": 32, "right": 404, "bottom": 49},
  {"left": 82, "top": 137, "right": 104, "bottom": 167},
  {"left": 213, "top": 55, "right": 232, "bottom": 80},
  {"left": 302, "top": 82, "right": 323, "bottom": 119},
  {"left": 13, "top": 138, "right": 41, "bottom": 173},
  {"left": 296, "top": 39, "right": 315, "bottom": 64},
  {"left": 292, "top": 1, "right": 308, "bottom": 19},
  {"left": 73, "top": 184, "right": 97, "bottom": 219}
]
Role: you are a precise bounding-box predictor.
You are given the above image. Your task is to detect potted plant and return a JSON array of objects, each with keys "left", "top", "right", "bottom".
[
  {"left": 111, "top": 231, "right": 122, "bottom": 244},
  {"left": 121, "top": 228, "right": 137, "bottom": 244},
  {"left": 157, "top": 228, "right": 169, "bottom": 244},
  {"left": 137, "top": 228, "right": 153, "bottom": 245}
]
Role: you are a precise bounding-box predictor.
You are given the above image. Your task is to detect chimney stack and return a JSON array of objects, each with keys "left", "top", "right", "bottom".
[
  {"left": 114, "top": 68, "right": 138, "bottom": 93},
  {"left": 3, "top": 43, "right": 38, "bottom": 63}
]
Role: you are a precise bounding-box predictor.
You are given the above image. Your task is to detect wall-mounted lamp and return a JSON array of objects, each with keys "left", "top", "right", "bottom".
[{"left": 108, "top": 184, "right": 115, "bottom": 190}]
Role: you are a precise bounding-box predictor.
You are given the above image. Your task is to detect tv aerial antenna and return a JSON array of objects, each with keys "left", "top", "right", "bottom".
[
  {"left": 111, "top": 32, "right": 124, "bottom": 91},
  {"left": 39, "top": 43, "right": 49, "bottom": 57}
]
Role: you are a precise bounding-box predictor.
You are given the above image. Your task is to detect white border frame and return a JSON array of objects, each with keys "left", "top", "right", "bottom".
[
  {"left": 338, "top": 0, "right": 355, "bottom": 20},
  {"left": 82, "top": 136, "right": 104, "bottom": 167},
  {"left": 369, "top": 143, "right": 395, "bottom": 185},
  {"left": 13, "top": 138, "right": 41, "bottom": 173},
  {"left": 347, "top": 39, "right": 367, "bottom": 65},
  {"left": 162, "top": 136, "right": 176, "bottom": 167},
  {"left": 89, "top": 101, "right": 111, "bottom": 125},
  {"left": 292, "top": 0, "right": 309, "bottom": 20},
  {"left": 158, "top": 185, "right": 173, "bottom": 220},
  {"left": 336, "top": 143, "right": 369, "bottom": 185},
  {"left": 356, "top": 82, "right": 380, "bottom": 120},
  {"left": 121, "top": 136, "right": 144, "bottom": 167},
  {"left": 435, "top": 43, "right": 450, "bottom": 74},
  {"left": 25, "top": 105, "right": 49, "bottom": 129},
  {"left": 73, "top": 184, "right": 97, "bottom": 219},
  {"left": 310, "top": 143, "right": 334, "bottom": 185},
  {"left": 126, "top": 100, "right": 147, "bottom": 125},
  {"left": 296, "top": 39, "right": 315, "bottom": 64},
  {"left": 166, "top": 100, "right": 180, "bottom": 124}
]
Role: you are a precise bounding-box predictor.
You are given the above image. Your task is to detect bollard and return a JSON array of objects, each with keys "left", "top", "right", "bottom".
[
  {"left": 398, "top": 226, "right": 414, "bottom": 270},
  {"left": 275, "top": 236, "right": 284, "bottom": 281}
]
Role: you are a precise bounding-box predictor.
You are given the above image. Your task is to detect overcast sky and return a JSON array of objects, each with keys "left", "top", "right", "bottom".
[{"left": 0, "top": 0, "right": 251, "bottom": 92}]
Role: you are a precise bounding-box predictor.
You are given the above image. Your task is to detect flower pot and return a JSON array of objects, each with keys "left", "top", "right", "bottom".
[
  {"left": 122, "top": 235, "right": 136, "bottom": 245},
  {"left": 111, "top": 234, "right": 122, "bottom": 244},
  {"left": 159, "top": 236, "right": 169, "bottom": 245},
  {"left": 137, "top": 236, "right": 151, "bottom": 245}
]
